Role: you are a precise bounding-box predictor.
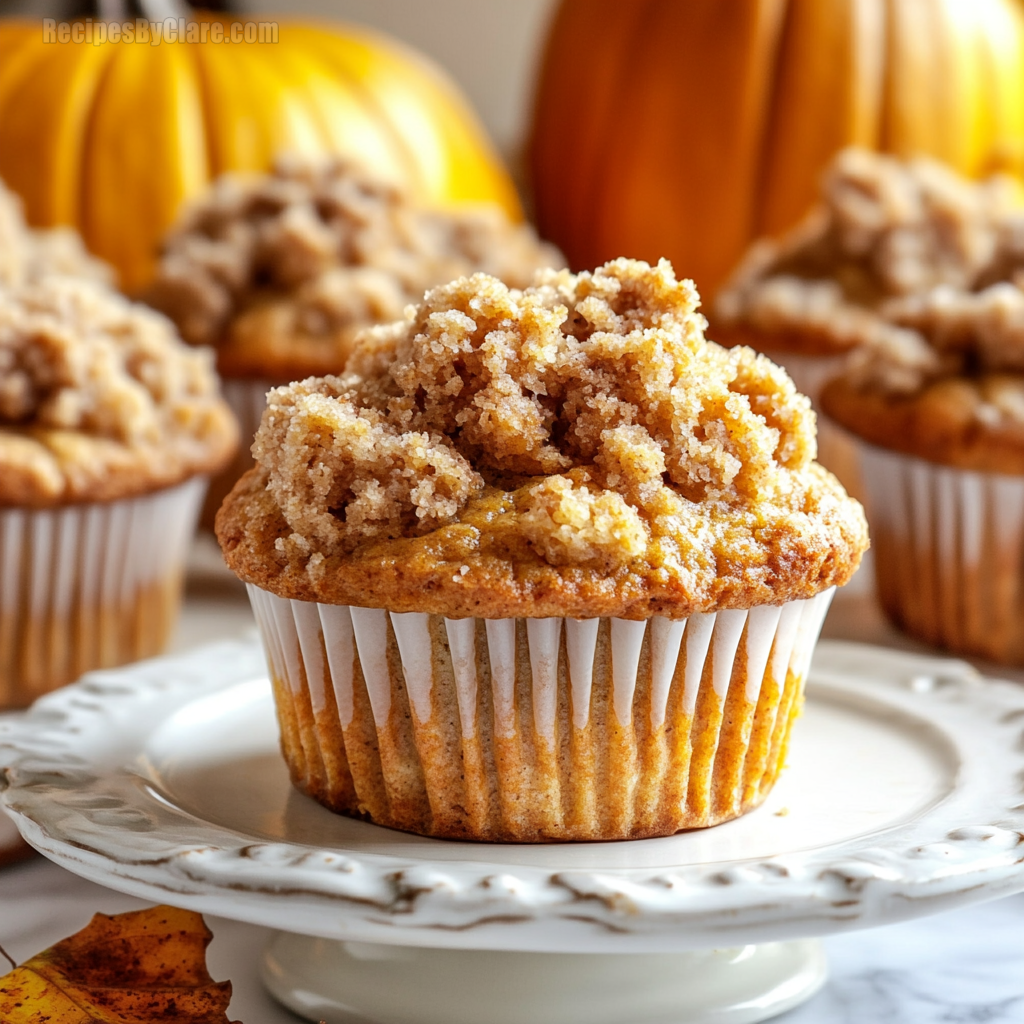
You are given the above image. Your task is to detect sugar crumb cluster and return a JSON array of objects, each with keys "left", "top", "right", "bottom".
[
  {"left": 0, "top": 181, "right": 113, "bottom": 290},
  {"left": 0, "top": 237, "right": 236, "bottom": 504},
  {"left": 254, "top": 258, "right": 821, "bottom": 567},
  {"left": 718, "top": 149, "right": 1024, "bottom": 397},
  {"left": 146, "top": 156, "right": 562, "bottom": 366}
]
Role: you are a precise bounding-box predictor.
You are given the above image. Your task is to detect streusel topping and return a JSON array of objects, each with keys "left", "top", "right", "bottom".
[
  {"left": 716, "top": 148, "right": 1024, "bottom": 390},
  {"left": 145, "top": 156, "right": 563, "bottom": 378},
  {"left": 0, "top": 276, "right": 237, "bottom": 505},
  {"left": 0, "top": 179, "right": 113, "bottom": 289},
  {"left": 220, "top": 260, "right": 866, "bottom": 617}
]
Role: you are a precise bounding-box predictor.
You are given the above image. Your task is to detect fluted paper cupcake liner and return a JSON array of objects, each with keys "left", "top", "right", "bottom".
[
  {"left": 248, "top": 585, "right": 834, "bottom": 841},
  {"left": 758, "top": 348, "right": 862, "bottom": 498},
  {"left": 201, "top": 378, "right": 271, "bottom": 528},
  {"left": 0, "top": 477, "right": 205, "bottom": 708},
  {"left": 860, "top": 443, "right": 1024, "bottom": 663}
]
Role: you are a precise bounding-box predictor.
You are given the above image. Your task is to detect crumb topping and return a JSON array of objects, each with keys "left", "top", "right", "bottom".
[
  {"left": 145, "top": 156, "right": 563, "bottom": 378},
  {"left": 223, "top": 260, "right": 866, "bottom": 614},
  {"left": 0, "top": 276, "right": 237, "bottom": 505},
  {"left": 0, "top": 179, "right": 114, "bottom": 289},
  {"left": 717, "top": 148, "right": 1024, "bottom": 392},
  {"left": 254, "top": 260, "right": 821, "bottom": 561}
]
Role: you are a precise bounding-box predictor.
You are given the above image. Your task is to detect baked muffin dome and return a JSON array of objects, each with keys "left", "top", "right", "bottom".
[
  {"left": 822, "top": 281, "right": 1024, "bottom": 473},
  {"left": 0, "top": 191, "right": 238, "bottom": 706},
  {"left": 0, "top": 275, "right": 237, "bottom": 507},
  {"left": 0, "top": 179, "right": 113, "bottom": 290},
  {"left": 146, "top": 156, "right": 564, "bottom": 380},
  {"left": 219, "top": 258, "right": 867, "bottom": 618},
  {"left": 715, "top": 148, "right": 1024, "bottom": 357}
]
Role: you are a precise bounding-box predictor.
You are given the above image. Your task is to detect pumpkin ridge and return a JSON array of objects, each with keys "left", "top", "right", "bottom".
[{"left": 284, "top": 24, "right": 427, "bottom": 200}]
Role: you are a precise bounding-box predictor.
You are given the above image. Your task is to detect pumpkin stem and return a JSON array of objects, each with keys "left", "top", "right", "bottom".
[
  {"left": 84, "top": 0, "right": 209, "bottom": 20},
  {"left": 67, "top": 0, "right": 234, "bottom": 16},
  {"left": 137, "top": 0, "right": 191, "bottom": 20}
]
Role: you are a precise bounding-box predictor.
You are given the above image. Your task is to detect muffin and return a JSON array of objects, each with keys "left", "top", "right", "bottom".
[
  {"left": 0, "top": 179, "right": 114, "bottom": 289},
  {"left": 822, "top": 282, "right": 1024, "bottom": 663},
  {"left": 218, "top": 258, "right": 867, "bottom": 842},
  {"left": 715, "top": 148, "right": 1024, "bottom": 495},
  {"left": 0, "top": 274, "right": 238, "bottom": 708},
  {"left": 145, "top": 156, "right": 564, "bottom": 523}
]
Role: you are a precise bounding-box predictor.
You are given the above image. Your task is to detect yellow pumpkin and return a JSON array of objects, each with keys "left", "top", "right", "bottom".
[
  {"left": 529, "top": 0, "right": 1024, "bottom": 306},
  {"left": 0, "top": 14, "right": 521, "bottom": 290}
]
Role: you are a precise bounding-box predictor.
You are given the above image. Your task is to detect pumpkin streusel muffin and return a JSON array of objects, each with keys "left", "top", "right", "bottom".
[
  {"left": 823, "top": 282, "right": 1024, "bottom": 664},
  {"left": 145, "top": 156, "right": 563, "bottom": 524},
  {"left": 0, "top": 274, "right": 237, "bottom": 708},
  {"left": 0, "top": 179, "right": 113, "bottom": 289},
  {"left": 715, "top": 148, "right": 1024, "bottom": 495},
  {"left": 218, "top": 258, "right": 867, "bottom": 842}
]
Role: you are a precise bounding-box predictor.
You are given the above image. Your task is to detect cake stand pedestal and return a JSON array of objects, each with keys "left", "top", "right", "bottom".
[
  {"left": 262, "top": 935, "right": 826, "bottom": 1024},
  {"left": 3, "top": 639, "right": 1024, "bottom": 1024}
]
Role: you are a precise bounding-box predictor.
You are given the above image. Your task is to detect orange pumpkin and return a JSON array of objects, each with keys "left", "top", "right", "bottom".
[
  {"left": 529, "top": 0, "right": 1024, "bottom": 306},
  {"left": 0, "top": 13, "right": 520, "bottom": 290}
]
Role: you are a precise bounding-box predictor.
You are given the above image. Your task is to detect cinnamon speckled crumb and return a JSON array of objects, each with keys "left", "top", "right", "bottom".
[
  {"left": 717, "top": 148, "right": 1024, "bottom": 387},
  {"left": 0, "top": 277, "right": 237, "bottom": 506},
  {"left": 721, "top": 149, "right": 1024, "bottom": 468},
  {"left": 0, "top": 179, "right": 114, "bottom": 289},
  {"left": 221, "top": 259, "right": 866, "bottom": 617},
  {"left": 146, "top": 156, "right": 563, "bottom": 379}
]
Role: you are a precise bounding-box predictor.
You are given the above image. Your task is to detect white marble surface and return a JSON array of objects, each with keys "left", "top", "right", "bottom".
[
  {"left": 2, "top": 538, "right": 1024, "bottom": 1021},
  {"left": 1, "top": 857, "right": 1022, "bottom": 1023}
]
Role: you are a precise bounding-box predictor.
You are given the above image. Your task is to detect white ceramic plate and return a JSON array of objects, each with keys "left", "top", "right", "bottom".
[
  {"left": 0, "top": 712, "right": 32, "bottom": 867},
  {"left": 2, "top": 638, "right": 1024, "bottom": 952}
]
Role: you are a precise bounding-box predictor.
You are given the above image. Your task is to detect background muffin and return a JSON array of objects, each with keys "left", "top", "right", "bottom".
[
  {"left": 0, "top": 180, "right": 113, "bottom": 290},
  {"left": 823, "top": 284, "right": 1024, "bottom": 664},
  {"left": 0, "top": 266, "right": 237, "bottom": 708},
  {"left": 715, "top": 149, "right": 1024, "bottom": 494},
  {"left": 219, "top": 258, "right": 867, "bottom": 842},
  {"left": 145, "top": 156, "right": 563, "bottom": 524}
]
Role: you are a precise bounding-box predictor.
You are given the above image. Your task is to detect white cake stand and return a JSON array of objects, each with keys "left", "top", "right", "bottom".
[{"left": 3, "top": 638, "right": 1024, "bottom": 1024}]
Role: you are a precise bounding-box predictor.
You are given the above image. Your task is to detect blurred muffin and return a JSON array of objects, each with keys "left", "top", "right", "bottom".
[
  {"left": 0, "top": 180, "right": 114, "bottom": 289},
  {"left": 218, "top": 258, "right": 867, "bottom": 842},
  {"left": 715, "top": 148, "right": 1024, "bottom": 494},
  {"left": 823, "top": 280, "right": 1024, "bottom": 663},
  {"left": 0, "top": 273, "right": 237, "bottom": 708},
  {"left": 145, "top": 156, "right": 563, "bottom": 523}
]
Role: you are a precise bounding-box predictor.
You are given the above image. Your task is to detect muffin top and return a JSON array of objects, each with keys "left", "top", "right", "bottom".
[
  {"left": 716, "top": 148, "right": 1024, "bottom": 356},
  {"left": 218, "top": 259, "right": 867, "bottom": 618},
  {"left": 822, "top": 280, "right": 1024, "bottom": 471},
  {"left": 145, "top": 156, "right": 564, "bottom": 381},
  {"left": 0, "top": 180, "right": 114, "bottom": 290},
  {"left": 0, "top": 275, "right": 238, "bottom": 507}
]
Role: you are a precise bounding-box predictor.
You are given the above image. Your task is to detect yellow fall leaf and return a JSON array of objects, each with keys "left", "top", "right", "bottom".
[{"left": 0, "top": 906, "right": 236, "bottom": 1024}]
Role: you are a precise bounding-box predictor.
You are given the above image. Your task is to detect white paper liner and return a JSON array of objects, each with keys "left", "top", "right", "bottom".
[
  {"left": 859, "top": 442, "right": 1024, "bottom": 662},
  {"left": 0, "top": 477, "right": 205, "bottom": 708},
  {"left": 758, "top": 348, "right": 863, "bottom": 499},
  {"left": 248, "top": 585, "right": 835, "bottom": 841},
  {"left": 201, "top": 378, "right": 272, "bottom": 528}
]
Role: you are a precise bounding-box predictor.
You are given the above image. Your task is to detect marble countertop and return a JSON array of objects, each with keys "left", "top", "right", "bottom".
[
  {"left": 2, "top": 537, "right": 1023, "bottom": 1022},
  {"left": 3, "top": 855, "right": 1023, "bottom": 1024}
]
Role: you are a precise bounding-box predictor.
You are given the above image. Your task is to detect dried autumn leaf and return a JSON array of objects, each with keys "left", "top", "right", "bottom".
[{"left": 0, "top": 905, "right": 237, "bottom": 1023}]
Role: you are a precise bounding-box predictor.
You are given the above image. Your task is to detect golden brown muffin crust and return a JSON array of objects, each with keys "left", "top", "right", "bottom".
[
  {"left": 819, "top": 256, "right": 1024, "bottom": 471},
  {"left": 823, "top": 373, "right": 1024, "bottom": 473},
  {"left": 0, "top": 277, "right": 238, "bottom": 507},
  {"left": 219, "top": 259, "right": 867, "bottom": 617},
  {"left": 145, "top": 156, "right": 563, "bottom": 380}
]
